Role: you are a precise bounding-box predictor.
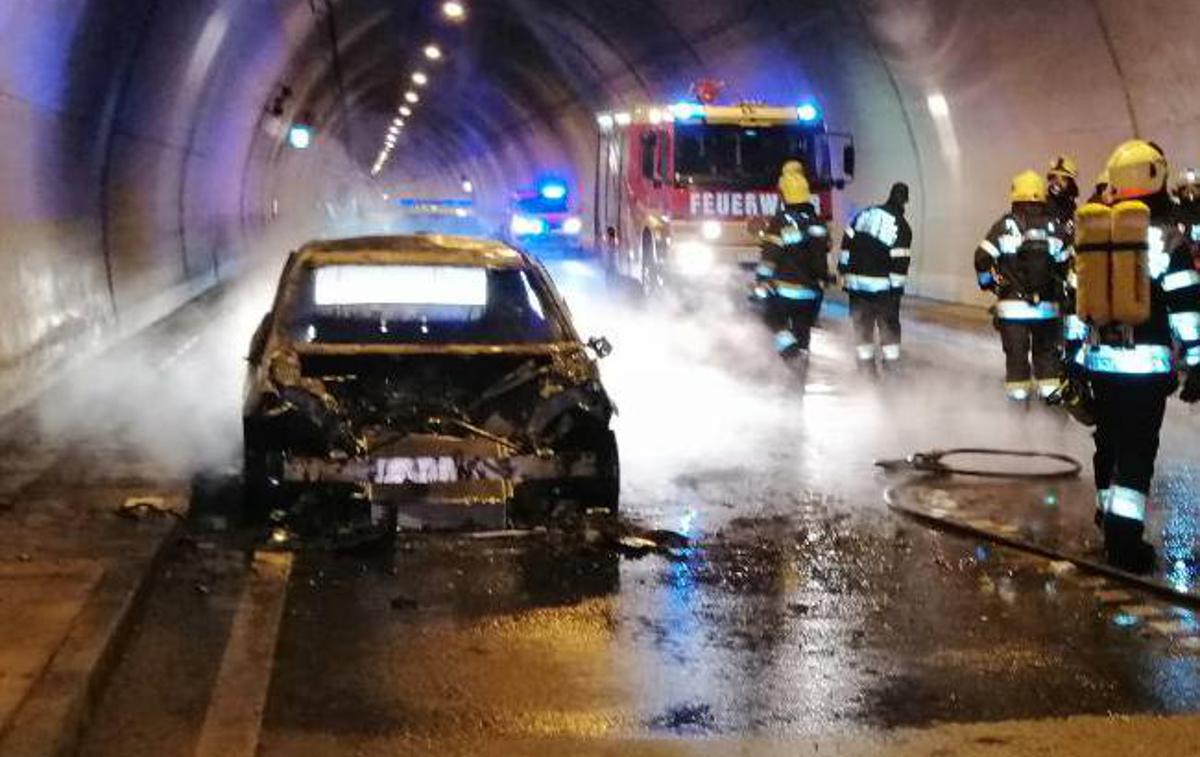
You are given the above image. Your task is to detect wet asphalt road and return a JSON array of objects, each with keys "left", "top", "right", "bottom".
[{"left": 64, "top": 257, "right": 1200, "bottom": 754}]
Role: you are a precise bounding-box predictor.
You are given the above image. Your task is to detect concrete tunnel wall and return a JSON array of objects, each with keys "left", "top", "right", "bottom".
[{"left": 2, "top": 0, "right": 1200, "bottom": 403}]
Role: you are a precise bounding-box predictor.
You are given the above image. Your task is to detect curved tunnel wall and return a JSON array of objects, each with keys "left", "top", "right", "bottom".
[{"left": 2, "top": 0, "right": 1200, "bottom": 400}]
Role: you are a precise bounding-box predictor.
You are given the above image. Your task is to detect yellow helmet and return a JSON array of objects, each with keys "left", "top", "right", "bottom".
[
  {"left": 1010, "top": 170, "right": 1046, "bottom": 203},
  {"left": 1047, "top": 154, "right": 1079, "bottom": 180},
  {"left": 1106, "top": 139, "right": 1168, "bottom": 199},
  {"left": 779, "top": 163, "right": 811, "bottom": 205}
]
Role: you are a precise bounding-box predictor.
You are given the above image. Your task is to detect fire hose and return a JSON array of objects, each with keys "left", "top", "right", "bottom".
[{"left": 874, "top": 448, "right": 1082, "bottom": 480}]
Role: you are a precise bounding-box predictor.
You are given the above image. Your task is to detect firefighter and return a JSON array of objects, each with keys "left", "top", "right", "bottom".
[
  {"left": 974, "top": 170, "right": 1071, "bottom": 401},
  {"left": 1047, "top": 156, "right": 1086, "bottom": 370},
  {"left": 1046, "top": 155, "right": 1080, "bottom": 234},
  {"left": 1173, "top": 168, "right": 1200, "bottom": 246},
  {"left": 754, "top": 161, "right": 831, "bottom": 366},
  {"left": 838, "top": 182, "right": 913, "bottom": 372},
  {"left": 1074, "top": 140, "right": 1200, "bottom": 571}
]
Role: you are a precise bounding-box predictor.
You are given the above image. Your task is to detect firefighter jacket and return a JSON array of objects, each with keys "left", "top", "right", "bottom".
[
  {"left": 1074, "top": 195, "right": 1200, "bottom": 378},
  {"left": 1175, "top": 200, "right": 1200, "bottom": 248},
  {"left": 755, "top": 203, "right": 831, "bottom": 299},
  {"left": 974, "top": 203, "right": 1070, "bottom": 322},
  {"left": 838, "top": 202, "right": 913, "bottom": 296},
  {"left": 1048, "top": 190, "right": 1078, "bottom": 240}
]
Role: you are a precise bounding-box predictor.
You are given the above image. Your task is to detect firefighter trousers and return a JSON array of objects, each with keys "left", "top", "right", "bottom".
[
  {"left": 766, "top": 294, "right": 821, "bottom": 354},
  {"left": 997, "top": 318, "right": 1062, "bottom": 396},
  {"left": 849, "top": 292, "right": 901, "bottom": 361},
  {"left": 1091, "top": 374, "right": 1172, "bottom": 521}
]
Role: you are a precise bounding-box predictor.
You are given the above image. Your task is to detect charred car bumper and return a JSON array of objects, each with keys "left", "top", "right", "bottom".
[{"left": 276, "top": 434, "right": 601, "bottom": 529}]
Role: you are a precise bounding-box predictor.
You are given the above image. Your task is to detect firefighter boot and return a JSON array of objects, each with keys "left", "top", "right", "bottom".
[
  {"left": 785, "top": 348, "right": 810, "bottom": 380},
  {"left": 856, "top": 344, "right": 877, "bottom": 378},
  {"left": 1103, "top": 514, "right": 1156, "bottom": 574}
]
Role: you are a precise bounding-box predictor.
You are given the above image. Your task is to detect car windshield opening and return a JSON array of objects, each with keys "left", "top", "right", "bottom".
[
  {"left": 287, "top": 263, "right": 567, "bottom": 345},
  {"left": 674, "top": 123, "right": 814, "bottom": 189}
]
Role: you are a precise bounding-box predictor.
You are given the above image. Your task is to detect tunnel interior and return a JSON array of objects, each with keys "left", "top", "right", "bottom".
[{"left": 3, "top": 0, "right": 1200, "bottom": 401}]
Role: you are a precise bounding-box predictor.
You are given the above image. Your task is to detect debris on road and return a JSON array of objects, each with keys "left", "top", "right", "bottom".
[
  {"left": 390, "top": 594, "right": 419, "bottom": 611},
  {"left": 467, "top": 528, "right": 545, "bottom": 540},
  {"left": 117, "top": 496, "right": 182, "bottom": 520}
]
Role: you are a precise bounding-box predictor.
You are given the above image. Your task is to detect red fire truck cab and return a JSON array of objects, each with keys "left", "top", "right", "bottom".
[{"left": 594, "top": 98, "right": 854, "bottom": 293}]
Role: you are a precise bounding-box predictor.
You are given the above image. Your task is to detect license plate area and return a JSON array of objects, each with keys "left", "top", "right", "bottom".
[{"left": 373, "top": 456, "right": 459, "bottom": 485}]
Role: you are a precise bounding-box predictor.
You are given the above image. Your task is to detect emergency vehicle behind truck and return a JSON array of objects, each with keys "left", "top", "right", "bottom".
[{"left": 594, "top": 95, "right": 854, "bottom": 293}]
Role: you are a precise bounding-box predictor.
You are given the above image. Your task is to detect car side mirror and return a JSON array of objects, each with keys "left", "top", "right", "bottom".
[
  {"left": 842, "top": 144, "right": 856, "bottom": 179},
  {"left": 587, "top": 336, "right": 613, "bottom": 359}
]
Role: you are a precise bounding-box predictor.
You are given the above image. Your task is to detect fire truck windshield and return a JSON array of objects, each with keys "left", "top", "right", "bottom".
[{"left": 674, "top": 123, "right": 816, "bottom": 190}]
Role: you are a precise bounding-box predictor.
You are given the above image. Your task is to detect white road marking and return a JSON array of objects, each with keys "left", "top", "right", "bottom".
[
  {"left": 194, "top": 551, "right": 294, "bottom": 757},
  {"left": 159, "top": 334, "right": 202, "bottom": 371}
]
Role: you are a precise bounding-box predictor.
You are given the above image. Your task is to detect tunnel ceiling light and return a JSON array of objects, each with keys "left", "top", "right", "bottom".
[
  {"left": 399, "top": 106, "right": 413, "bottom": 117},
  {"left": 405, "top": 91, "right": 420, "bottom": 104},
  {"left": 412, "top": 71, "right": 429, "bottom": 86},
  {"left": 388, "top": 125, "right": 400, "bottom": 135},
  {"left": 926, "top": 92, "right": 950, "bottom": 118},
  {"left": 392, "top": 117, "right": 405, "bottom": 127},
  {"left": 442, "top": 1, "right": 466, "bottom": 21},
  {"left": 423, "top": 44, "right": 442, "bottom": 61},
  {"left": 287, "top": 124, "right": 314, "bottom": 150}
]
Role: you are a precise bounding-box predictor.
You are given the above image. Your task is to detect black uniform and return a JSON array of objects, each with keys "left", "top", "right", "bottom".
[
  {"left": 1175, "top": 199, "right": 1200, "bottom": 252},
  {"left": 755, "top": 202, "right": 831, "bottom": 357},
  {"left": 838, "top": 183, "right": 913, "bottom": 366},
  {"left": 973, "top": 202, "right": 1070, "bottom": 400},
  {"left": 1073, "top": 191, "right": 1200, "bottom": 565}
]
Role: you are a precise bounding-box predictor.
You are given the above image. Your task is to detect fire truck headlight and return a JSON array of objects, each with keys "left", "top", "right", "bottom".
[
  {"left": 511, "top": 214, "right": 547, "bottom": 236},
  {"left": 674, "top": 240, "right": 715, "bottom": 276},
  {"left": 562, "top": 216, "right": 583, "bottom": 235},
  {"left": 701, "top": 220, "right": 722, "bottom": 241}
]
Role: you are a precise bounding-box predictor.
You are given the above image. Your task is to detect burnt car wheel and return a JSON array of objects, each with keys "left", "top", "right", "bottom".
[
  {"left": 242, "top": 445, "right": 274, "bottom": 525},
  {"left": 581, "top": 428, "right": 620, "bottom": 516},
  {"left": 511, "top": 428, "right": 619, "bottom": 526}
]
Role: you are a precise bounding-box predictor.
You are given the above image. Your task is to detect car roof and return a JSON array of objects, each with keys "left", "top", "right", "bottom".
[{"left": 294, "top": 234, "right": 528, "bottom": 269}]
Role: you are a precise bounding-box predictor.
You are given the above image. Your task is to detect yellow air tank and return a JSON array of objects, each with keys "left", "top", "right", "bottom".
[
  {"left": 1109, "top": 200, "right": 1152, "bottom": 325},
  {"left": 1072, "top": 200, "right": 1153, "bottom": 327},
  {"left": 1073, "top": 202, "right": 1113, "bottom": 325}
]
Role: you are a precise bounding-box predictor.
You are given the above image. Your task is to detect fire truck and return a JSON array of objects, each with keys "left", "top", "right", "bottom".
[{"left": 593, "top": 89, "right": 854, "bottom": 293}]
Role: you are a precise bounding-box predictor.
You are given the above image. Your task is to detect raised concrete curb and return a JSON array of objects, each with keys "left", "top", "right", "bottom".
[{"left": 0, "top": 519, "right": 180, "bottom": 756}]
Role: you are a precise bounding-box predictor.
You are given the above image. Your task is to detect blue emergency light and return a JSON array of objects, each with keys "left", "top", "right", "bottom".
[
  {"left": 671, "top": 102, "right": 702, "bottom": 121},
  {"left": 796, "top": 101, "right": 822, "bottom": 123},
  {"left": 539, "top": 181, "right": 568, "bottom": 201}
]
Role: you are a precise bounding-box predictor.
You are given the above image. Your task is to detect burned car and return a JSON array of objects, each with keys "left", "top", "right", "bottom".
[{"left": 243, "top": 235, "right": 618, "bottom": 532}]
